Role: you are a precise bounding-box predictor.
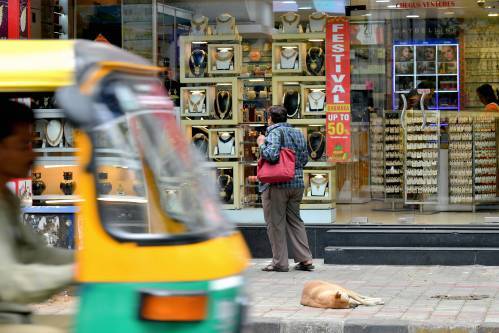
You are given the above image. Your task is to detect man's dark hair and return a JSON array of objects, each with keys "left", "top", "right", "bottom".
[
  {"left": 0, "top": 99, "right": 35, "bottom": 142},
  {"left": 268, "top": 105, "right": 287, "bottom": 124},
  {"left": 477, "top": 84, "right": 499, "bottom": 105}
]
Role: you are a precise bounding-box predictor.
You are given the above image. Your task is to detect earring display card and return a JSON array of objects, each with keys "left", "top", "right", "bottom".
[
  {"left": 208, "top": 44, "right": 241, "bottom": 75},
  {"left": 370, "top": 113, "right": 384, "bottom": 198},
  {"left": 301, "top": 85, "right": 326, "bottom": 116},
  {"left": 473, "top": 116, "right": 497, "bottom": 203},
  {"left": 448, "top": 116, "right": 473, "bottom": 204},
  {"left": 383, "top": 111, "right": 404, "bottom": 200},
  {"left": 180, "top": 86, "right": 213, "bottom": 117},
  {"left": 208, "top": 128, "right": 240, "bottom": 159},
  {"left": 404, "top": 110, "right": 440, "bottom": 204},
  {"left": 272, "top": 43, "right": 306, "bottom": 74}
]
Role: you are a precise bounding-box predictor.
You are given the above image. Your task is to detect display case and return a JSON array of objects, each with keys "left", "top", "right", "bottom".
[
  {"left": 206, "top": 162, "right": 241, "bottom": 209},
  {"left": 404, "top": 110, "right": 440, "bottom": 204},
  {"left": 303, "top": 170, "right": 333, "bottom": 202},
  {"left": 208, "top": 127, "right": 242, "bottom": 160},
  {"left": 207, "top": 44, "right": 242, "bottom": 75},
  {"left": 393, "top": 42, "right": 460, "bottom": 111},
  {"left": 272, "top": 42, "right": 306, "bottom": 74},
  {"left": 301, "top": 85, "right": 326, "bottom": 116},
  {"left": 448, "top": 115, "right": 474, "bottom": 204},
  {"left": 180, "top": 86, "right": 214, "bottom": 117},
  {"left": 473, "top": 116, "right": 497, "bottom": 203},
  {"left": 369, "top": 112, "right": 384, "bottom": 199},
  {"left": 383, "top": 111, "right": 404, "bottom": 201}
]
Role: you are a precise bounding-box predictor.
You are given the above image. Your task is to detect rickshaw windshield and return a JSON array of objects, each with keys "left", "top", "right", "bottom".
[{"left": 88, "top": 75, "right": 227, "bottom": 242}]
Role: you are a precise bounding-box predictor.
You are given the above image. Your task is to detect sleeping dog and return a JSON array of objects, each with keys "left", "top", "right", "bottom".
[{"left": 301, "top": 280, "right": 384, "bottom": 309}]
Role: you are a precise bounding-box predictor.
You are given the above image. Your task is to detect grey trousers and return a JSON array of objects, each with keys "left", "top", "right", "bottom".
[{"left": 262, "top": 187, "right": 313, "bottom": 268}]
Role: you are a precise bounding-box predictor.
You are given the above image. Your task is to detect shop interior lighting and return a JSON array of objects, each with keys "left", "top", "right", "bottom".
[
  {"left": 298, "top": 6, "right": 313, "bottom": 10},
  {"left": 97, "top": 197, "right": 148, "bottom": 204},
  {"left": 283, "top": 82, "right": 300, "bottom": 85},
  {"left": 387, "top": 4, "right": 397, "bottom": 8},
  {"left": 193, "top": 126, "right": 208, "bottom": 129},
  {"left": 191, "top": 41, "right": 208, "bottom": 44},
  {"left": 216, "top": 83, "right": 233, "bottom": 86},
  {"left": 375, "top": 0, "right": 390, "bottom": 2},
  {"left": 406, "top": 14, "right": 420, "bottom": 18},
  {"left": 488, "top": 13, "right": 498, "bottom": 16},
  {"left": 444, "top": 11, "right": 454, "bottom": 14},
  {"left": 309, "top": 124, "right": 323, "bottom": 127},
  {"left": 362, "top": 13, "right": 372, "bottom": 16},
  {"left": 43, "top": 164, "right": 75, "bottom": 168},
  {"left": 190, "top": 90, "right": 205, "bottom": 94},
  {"left": 282, "top": 46, "right": 298, "bottom": 49},
  {"left": 309, "top": 39, "right": 324, "bottom": 42},
  {"left": 46, "top": 199, "right": 84, "bottom": 204},
  {"left": 249, "top": 78, "right": 265, "bottom": 82},
  {"left": 217, "top": 47, "right": 232, "bottom": 51}
]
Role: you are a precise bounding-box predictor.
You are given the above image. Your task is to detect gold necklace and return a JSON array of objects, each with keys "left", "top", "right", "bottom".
[
  {"left": 189, "top": 50, "right": 206, "bottom": 76},
  {"left": 310, "top": 12, "right": 327, "bottom": 21},
  {"left": 311, "top": 175, "right": 328, "bottom": 193},
  {"left": 188, "top": 93, "right": 205, "bottom": 113},
  {"left": 216, "top": 14, "right": 233, "bottom": 23},
  {"left": 191, "top": 16, "right": 207, "bottom": 30},
  {"left": 307, "top": 47, "right": 323, "bottom": 71},
  {"left": 215, "top": 91, "right": 231, "bottom": 120},
  {"left": 308, "top": 132, "right": 324, "bottom": 159},
  {"left": 282, "top": 13, "right": 299, "bottom": 25},
  {"left": 45, "top": 120, "right": 63, "bottom": 147}
]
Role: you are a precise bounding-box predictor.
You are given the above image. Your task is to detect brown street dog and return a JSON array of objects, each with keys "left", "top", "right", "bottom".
[{"left": 300, "top": 280, "right": 384, "bottom": 309}]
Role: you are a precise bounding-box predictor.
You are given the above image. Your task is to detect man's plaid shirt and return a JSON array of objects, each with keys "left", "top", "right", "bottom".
[{"left": 259, "top": 123, "right": 309, "bottom": 192}]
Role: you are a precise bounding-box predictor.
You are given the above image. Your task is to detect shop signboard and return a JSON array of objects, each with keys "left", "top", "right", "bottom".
[
  {"left": 0, "top": 0, "right": 7, "bottom": 38},
  {"left": 325, "top": 16, "right": 351, "bottom": 162}
]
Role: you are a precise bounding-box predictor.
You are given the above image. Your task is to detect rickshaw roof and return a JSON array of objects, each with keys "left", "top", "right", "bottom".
[{"left": 0, "top": 40, "right": 158, "bottom": 93}]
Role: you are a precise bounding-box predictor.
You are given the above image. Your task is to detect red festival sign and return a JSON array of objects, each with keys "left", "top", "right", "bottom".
[{"left": 325, "top": 17, "right": 351, "bottom": 162}]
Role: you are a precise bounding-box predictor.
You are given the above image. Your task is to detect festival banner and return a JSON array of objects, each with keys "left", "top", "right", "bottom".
[{"left": 325, "top": 16, "right": 351, "bottom": 162}]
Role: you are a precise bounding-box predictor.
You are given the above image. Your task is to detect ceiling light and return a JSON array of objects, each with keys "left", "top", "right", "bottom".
[
  {"left": 281, "top": 1, "right": 296, "bottom": 3},
  {"left": 249, "top": 78, "right": 265, "bottom": 82},
  {"left": 387, "top": 4, "right": 397, "bottom": 8},
  {"left": 406, "top": 14, "right": 420, "bottom": 18},
  {"left": 309, "top": 39, "right": 324, "bottom": 42},
  {"left": 444, "top": 11, "right": 454, "bottom": 14},
  {"left": 283, "top": 82, "right": 299, "bottom": 85},
  {"left": 298, "top": 6, "right": 313, "bottom": 10},
  {"left": 488, "top": 13, "right": 499, "bottom": 16},
  {"left": 376, "top": 0, "right": 390, "bottom": 2},
  {"left": 363, "top": 13, "right": 372, "bottom": 16},
  {"left": 191, "top": 41, "right": 207, "bottom": 44}
]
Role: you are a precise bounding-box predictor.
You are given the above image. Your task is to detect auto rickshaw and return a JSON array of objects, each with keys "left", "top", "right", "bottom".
[{"left": 0, "top": 40, "right": 250, "bottom": 332}]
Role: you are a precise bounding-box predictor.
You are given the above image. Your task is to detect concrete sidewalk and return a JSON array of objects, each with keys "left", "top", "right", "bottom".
[
  {"left": 247, "top": 259, "right": 499, "bottom": 332},
  {"left": 32, "top": 260, "right": 499, "bottom": 332}
]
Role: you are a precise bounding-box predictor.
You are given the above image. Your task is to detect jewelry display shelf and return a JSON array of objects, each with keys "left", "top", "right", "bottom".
[
  {"left": 272, "top": 42, "right": 307, "bottom": 75},
  {"left": 369, "top": 113, "right": 384, "bottom": 199},
  {"left": 383, "top": 111, "right": 404, "bottom": 201},
  {"left": 448, "top": 115, "right": 474, "bottom": 204},
  {"left": 473, "top": 116, "right": 498, "bottom": 203},
  {"left": 403, "top": 110, "right": 440, "bottom": 205}
]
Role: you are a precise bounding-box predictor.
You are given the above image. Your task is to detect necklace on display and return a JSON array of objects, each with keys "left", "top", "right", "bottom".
[
  {"left": 215, "top": 91, "right": 232, "bottom": 120},
  {"left": 310, "top": 175, "right": 328, "bottom": 196},
  {"left": 281, "top": 47, "right": 298, "bottom": 60},
  {"left": 216, "top": 14, "right": 233, "bottom": 23},
  {"left": 308, "top": 90, "right": 325, "bottom": 111},
  {"left": 191, "top": 16, "right": 208, "bottom": 31},
  {"left": 309, "top": 12, "right": 327, "bottom": 32},
  {"left": 215, "top": 50, "right": 234, "bottom": 61},
  {"left": 188, "top": 92, "right": 206, "bottom": 113},
  {"left": 45, "top": 120, "right": 63, "bottom": 147},
  {"left": 307, "top": 47, "right": 323, "bottom": 71},
  {"left": 218, "top": 132, "right": 234, "bottom": 143},
  {"left": 280, "top": 47, "right": 299, "bottom": 69},
  {"left": 282, "top": 90, "right": 300, "bottom": 118},
  {"left": 189, "top": 50, "right": 206, "bottom": 76},
  {"left": 282, "top": 13, "right": 299, "bottom": 25},
  {"left": 308, "top": 132, "right": 324, "bottom": 159}
]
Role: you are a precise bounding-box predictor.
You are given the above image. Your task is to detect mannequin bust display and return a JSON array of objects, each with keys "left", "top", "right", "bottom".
[
  {"left": 282, "top": 89, "right": 301, "bottom": 118},
  {"left": 215, "top": 13, "right": 236, "bottom": 35},
  {"left": 280, "top": 46, "right": 299, "bottom": 70},
  {"left": 189, "top": 49, "right": 207, "bottom": 77},
  {"left": 190, "top": 15, "right": 209, "bottom": 36},
  {"left": 214, "top": 48, "right": 234, "bottom": 70},
  {"left": 307, "top": 89, "right": 326, "bottom": 112},
  {"left": 214, "top": 90, "right": 232, "bottom": 120},
  {"left": 308, "top": 12, "right": 327, "bottom": 33},
  {"left": 215, "top": 131, "right": 235, "bottom": 155},
  {"left": 306, "top": 46, "right": 325, "bottom": 75},
  {"left": 187, "top": 90, "right": 206, "bottom": 114},
  {"left": 280, "top": 12, "right": 301, "bottom": 33},
  {"left": 307, "top": 131, "right": 325, "bottom": 160},
  {"left": 308, "top": 174, "right": 328, "bottom": 197}
]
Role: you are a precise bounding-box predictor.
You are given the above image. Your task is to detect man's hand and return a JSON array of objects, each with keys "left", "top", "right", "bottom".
[{"left": 257, "top": 134, "right": 266, "bottom": 147}]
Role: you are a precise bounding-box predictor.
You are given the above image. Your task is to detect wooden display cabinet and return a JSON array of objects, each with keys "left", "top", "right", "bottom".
[
  {"left": 208, "top": 127, "right": 242, "bottom": 160},
  {"left": 272, "top": 42, "right": 306, "bottom": 74},
  {"left": 207, "top": 44, "right": 242, "bottom": 75},
  {"left": 301, "top": 84, "right": 326, "bottom": 116},
  {"left": 180, "top": 86, "right": 214, "bottom": 118}
]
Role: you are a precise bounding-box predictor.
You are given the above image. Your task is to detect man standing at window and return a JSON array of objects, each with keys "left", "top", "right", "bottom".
[{"left": 256, "top": 106, "right": 314, "bottom": 272}]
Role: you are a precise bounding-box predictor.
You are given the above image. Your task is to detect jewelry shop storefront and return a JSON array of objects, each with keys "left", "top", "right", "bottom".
[{"left": 26, "top": 0, "right": 499, "bottom": 263}]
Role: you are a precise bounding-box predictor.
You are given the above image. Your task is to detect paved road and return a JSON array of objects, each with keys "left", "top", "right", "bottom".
[{"left": 33, "top": 260, "right": 499, "bottom": 332}]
